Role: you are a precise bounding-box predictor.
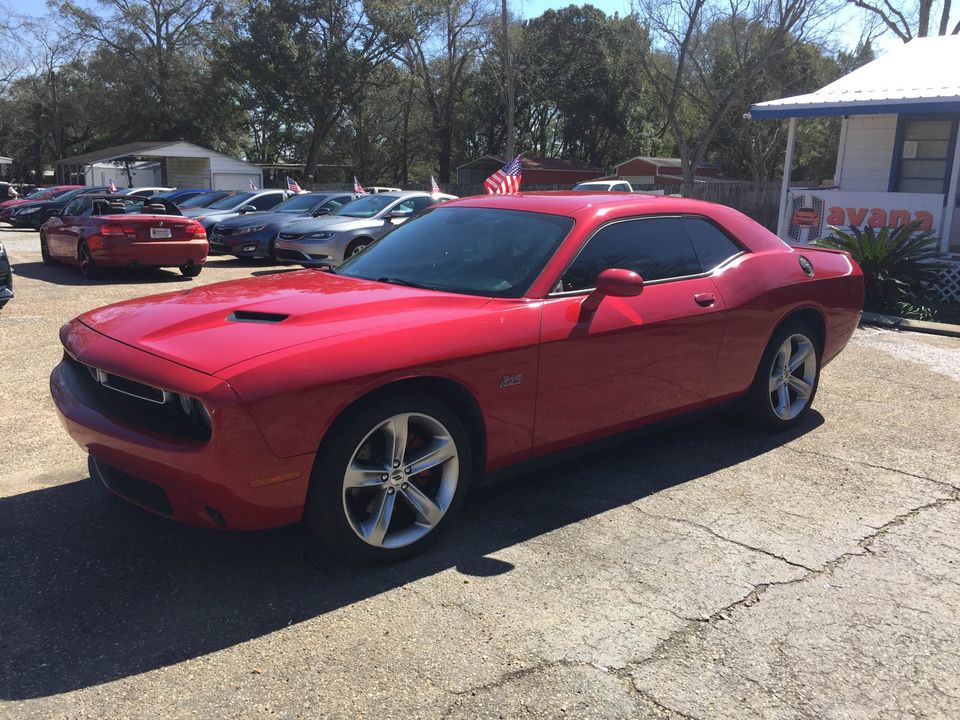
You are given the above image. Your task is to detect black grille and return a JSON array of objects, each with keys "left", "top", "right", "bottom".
[
  {"left": 214, "top": 227, "right": 239, "bottom": 237},
  {"left": 97, "top": 461, "right": 174, "bottom": 516},
  {"left": 62, "top": 354, "right": 211, "bottom": 442},
  {"left": 276, "top": 248, "right": 309, "bottom": 261},
  {"left": 276, "top": 232, "right": 303, "bottom": 241}
]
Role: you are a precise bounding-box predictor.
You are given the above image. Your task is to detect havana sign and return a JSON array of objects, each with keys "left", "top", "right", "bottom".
[{"left": 783, "top": 190, "right": 944, "bottom": 244}]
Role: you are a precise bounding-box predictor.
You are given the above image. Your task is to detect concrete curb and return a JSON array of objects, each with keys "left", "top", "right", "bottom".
[{"left": 861, "top": 311, "right": 960, "bottom": 338}]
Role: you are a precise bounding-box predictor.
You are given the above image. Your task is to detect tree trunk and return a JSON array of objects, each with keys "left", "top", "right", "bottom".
[{"left": 502, "top": 0, "right": 515, "bottom": 160}]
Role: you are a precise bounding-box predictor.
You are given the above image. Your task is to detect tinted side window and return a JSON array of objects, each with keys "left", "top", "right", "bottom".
[
  {"left": 682, "top": 217, "right": 741, "bottom": 271},
  {"left": 251, "top": 193, "right": 282, "bottom": 210},
  {"left": 63, "top": 199, "right": 85, "bottom": 216},
  {"left": 561, "top": 217, "right": 700, "bottom": 292}
]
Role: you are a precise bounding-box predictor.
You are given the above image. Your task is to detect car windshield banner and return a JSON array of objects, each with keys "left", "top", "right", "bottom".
[{"left": 783, "top": 190, "right": 944, "bottom": 244}]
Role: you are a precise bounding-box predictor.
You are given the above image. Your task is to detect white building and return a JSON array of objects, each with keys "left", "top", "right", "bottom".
[
  {"left": 56, "top": 141, "right": 263, "bottom": 191},
  {"left": 750, "top": 35, "right": 960, "bottom": 300}
]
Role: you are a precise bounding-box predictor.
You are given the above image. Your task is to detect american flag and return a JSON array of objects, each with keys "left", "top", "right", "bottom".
[
  {"left": 286, "top": 176, "right": 302, "bottom": 193},
  {"left": 430, "top": 175, "right": 440, "bottom": 194},
  {"left": 484, "top": 156, "right": 522, "bottom": 194},
  {"left": 353, "top": 176, "right": 366, "bottom": 194},
  {"left": 248, "top": 179, "right": 258, "bottom": 190},
  {"left": 107, "top": 178, "right": 117, "bottom": 193}
]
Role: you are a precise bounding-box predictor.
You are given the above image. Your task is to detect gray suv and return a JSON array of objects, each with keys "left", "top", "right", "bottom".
[{"left": 274, "top": 191, "right": 457, "bottom": 267}]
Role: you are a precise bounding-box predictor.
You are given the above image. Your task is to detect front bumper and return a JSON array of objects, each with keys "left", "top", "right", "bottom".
[
  {"left": 208, "top": 230, "right": 273, "bottom": 259},
  {"left": 0, "top": 258, "right": 11, "bottom": 308},
  {"left": 274, "top": 237, "right": 343, "bottom": 267},
  {"left": 50, "top": 321, "right": 314, "bottom": 530}
]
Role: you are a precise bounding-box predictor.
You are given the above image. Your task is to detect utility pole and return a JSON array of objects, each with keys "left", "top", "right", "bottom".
[{"left": 502, "top": 0, "right": 515, "bottom": 160}]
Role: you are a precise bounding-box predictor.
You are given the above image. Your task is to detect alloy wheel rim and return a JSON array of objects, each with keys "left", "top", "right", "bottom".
[
  {"left": 342, "top": 412, "right": 459, "bottom": 549},
  {"left": 351, "top": 244, "right": 366, "bottom": 256},
  {"left": 768, "top": 333, "right": 816, "bottom": 420}
]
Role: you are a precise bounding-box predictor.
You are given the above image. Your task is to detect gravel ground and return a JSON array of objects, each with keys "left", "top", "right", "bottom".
[{"left": 1, "top": 226, "right": 959, "bottom": 719}]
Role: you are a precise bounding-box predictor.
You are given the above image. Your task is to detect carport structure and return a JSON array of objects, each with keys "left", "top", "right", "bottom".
[{"left": 55, "top": 141, "right": 263, "bottom": 191}]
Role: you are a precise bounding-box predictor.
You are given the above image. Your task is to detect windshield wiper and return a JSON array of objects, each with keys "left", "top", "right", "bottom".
[{"left": 375, "top": 276, "right": 435, "bottom": 290}]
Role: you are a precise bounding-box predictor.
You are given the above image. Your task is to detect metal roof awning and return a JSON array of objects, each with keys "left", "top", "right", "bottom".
[
  {"left": 55, "top": 142, "right": 175, "bottom": 166},
  {"left": 750, "top": 35, "right": 960, "bottom": 120}
]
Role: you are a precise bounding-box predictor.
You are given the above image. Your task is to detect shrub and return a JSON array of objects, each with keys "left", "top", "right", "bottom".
[{"left": 814, "top": 220, "right": 945, "bottom": 314}]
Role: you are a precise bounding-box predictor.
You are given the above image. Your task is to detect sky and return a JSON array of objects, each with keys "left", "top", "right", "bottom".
[{"left": 14, "top": 0, "right": 951, "bottom": 55}]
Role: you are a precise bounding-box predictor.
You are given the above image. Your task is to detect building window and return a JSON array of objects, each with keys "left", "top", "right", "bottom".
[{"left": 893, "top": 117, "right": 957, "bottom": 194}]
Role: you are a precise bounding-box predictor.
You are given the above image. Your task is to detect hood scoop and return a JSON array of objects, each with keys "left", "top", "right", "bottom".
[{"left": 228, "top": 310, "right": 289, "bottom": 324}]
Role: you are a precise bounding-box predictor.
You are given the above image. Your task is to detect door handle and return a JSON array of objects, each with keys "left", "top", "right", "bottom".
[{"left": 694, "top": 293, "right": 716, "bottom": 307}]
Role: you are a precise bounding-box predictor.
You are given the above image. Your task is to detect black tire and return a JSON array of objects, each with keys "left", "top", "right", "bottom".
[
  {"left": 78, "top": 240, "right": 99, "bottom": 278},
  {"left": 745, "top": 319, "right": 821, "bottom": 431},
  {"left": 180, "top": 263, "right": 202, "bottom": 277},
  {"left": 304, "top": 389, "right": 473, "bottom": 561},
  {"left": 40, "top": 233, "right": 55, "bottom": 265},
  {"left": 345, "top": 238, "right": 371, "bottom": 259}
]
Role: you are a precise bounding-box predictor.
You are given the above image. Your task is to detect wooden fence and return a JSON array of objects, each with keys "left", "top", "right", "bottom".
[{"left": 302, "top": 180, "right": 783, "bottom": 231}]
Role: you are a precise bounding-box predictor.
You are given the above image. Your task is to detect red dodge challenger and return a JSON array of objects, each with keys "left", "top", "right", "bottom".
[
  {"left": 40, "top": 195, "right": 208, "bottom": 278},
  {"left": 50, "top": 193, "right": 864, "bottom": 559}
]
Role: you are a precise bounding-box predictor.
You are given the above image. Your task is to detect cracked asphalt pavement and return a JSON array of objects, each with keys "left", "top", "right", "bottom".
[{"left": 1, "top": 227, "right": 959, "bottom": 719}]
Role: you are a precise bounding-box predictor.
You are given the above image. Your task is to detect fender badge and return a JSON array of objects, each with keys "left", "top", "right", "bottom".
[{"left": 499, "top": 373, "right": 523, "bottom": 389}]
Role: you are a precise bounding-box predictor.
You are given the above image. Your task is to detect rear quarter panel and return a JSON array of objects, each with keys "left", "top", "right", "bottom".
[{"left": 709, "top": 246, "right": 863, "bottom": 398}]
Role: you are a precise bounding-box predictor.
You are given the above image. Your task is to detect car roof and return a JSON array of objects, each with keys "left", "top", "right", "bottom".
[{"left": 446, "top": 191, "right": 682, "bottom": 216}]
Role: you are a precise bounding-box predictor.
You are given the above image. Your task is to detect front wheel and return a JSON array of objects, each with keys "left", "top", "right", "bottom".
[
  {"left": 304, "top": 391, "right": 472, "bottom": 561},
  {"left": 180, "top": 263, "right": 202, "bottom": 277},
  {"left": 345, "top": 238, "right": 371, "bottom": 259},
  {"left": 745, "top": 320, "right": 820, "bottom": 431}
]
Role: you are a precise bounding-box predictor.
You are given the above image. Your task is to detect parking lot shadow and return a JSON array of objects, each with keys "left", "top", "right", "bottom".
[
  {"left": 0, "top": 410, "right": 823, "bottom": 700},
  {"left": 13, "top": 261, "right": 195, "bottom": 286}
]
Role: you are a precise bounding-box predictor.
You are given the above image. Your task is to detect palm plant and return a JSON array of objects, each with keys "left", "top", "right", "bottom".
[{"left": 815, "top": 220, "right": 945, "bottom": 313}]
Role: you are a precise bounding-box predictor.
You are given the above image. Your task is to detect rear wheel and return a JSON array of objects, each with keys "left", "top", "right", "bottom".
[
  {"left": 304, "top": 390, "right": 472, "bottom": 561},
  {"left": 78, "top": 241, "right": 99, "bottom": 278},
  {"left": 40, "top": 233, "right": 54, "bottom": 265},
  {"left": 180, "top": 262, "right": 202, "bottom": 277},
  {"left": 745, "top": 320, "right": 820, "bottom": 431}
]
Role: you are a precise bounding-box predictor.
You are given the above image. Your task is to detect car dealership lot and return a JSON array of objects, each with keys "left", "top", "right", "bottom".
[{"left": 1, "top": 226, "right": 959, "bottom": 719}]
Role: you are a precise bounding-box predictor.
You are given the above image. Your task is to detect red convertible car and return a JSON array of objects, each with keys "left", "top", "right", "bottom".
[
  {"left": 40, "top": 195, "right": 208, "bottom": 278},
  {"left": 50, "top": 193, "right": 863, "bottom": 559}
]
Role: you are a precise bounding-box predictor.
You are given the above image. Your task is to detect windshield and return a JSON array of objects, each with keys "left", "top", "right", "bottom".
[
  {"left": 336, "top": 194, "right": 397, "bottom": 218},
  {"left": 179, "top": 191, "right": 231, "bottom": 208},
  {"left": 573, "top": 183, "right": 608, "bottom": 190},
  {"left": 275, "top": 193, "right": 325, "bottom": 213},
  {"left": 208, "top": 191, "right": 254, "bottom": 210},
  {"left": 24, "top": 189, "right": 45, "bottom": 199},
  {"left": 336, "top": 206, "right": 574, "bottom": 298},
  {"left": 53, "top": 188, "right": 88, "bottom": 202}
]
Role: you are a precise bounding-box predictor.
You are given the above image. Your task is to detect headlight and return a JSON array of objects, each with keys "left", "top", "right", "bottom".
[
  {"left": 194, "top": 215, "right": 206, "bottom": 222},
  {"left": 17, "top": 206, "right": 40, "bottom": 214},
  {"left": 173, "top": 393, "right": 212, "bottom": 433},
  {"left": 237, "top": 225, "right": 266, "bottom": 235},
  {"left": 305, "top": 231, "right": 335, "bottom": 240},
  {"left": 0, "top": 242, "right": 5, "bottom": 257}
]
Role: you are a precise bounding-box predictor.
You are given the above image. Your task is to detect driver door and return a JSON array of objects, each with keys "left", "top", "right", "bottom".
[
  {"left": 534, "top": 216, "right": 727, "bottom": 452},
  {"left": 47, "top": 198, "right": 88, "bottom": 259}
]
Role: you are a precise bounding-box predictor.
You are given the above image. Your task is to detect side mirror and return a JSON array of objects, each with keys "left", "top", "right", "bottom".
[
  {"left": 239, "top": 204, "right": 257, "bottom": 214},
  {"left": 311, "top": 207, "right": 331, "bottom": 217},
  {"left": 581, "top": 268, "right": 644, "bottom": 313},
  {"left": 386, "top": 209, "right": 409, "bottom": 219}
]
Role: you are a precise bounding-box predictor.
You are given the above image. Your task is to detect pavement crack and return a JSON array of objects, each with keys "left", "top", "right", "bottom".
[
  {"left": 633, "top": 507, "right": 817, "bottom": 572},
  {"left": 783, "top": 445, "right": 958, "bottom": 490}
]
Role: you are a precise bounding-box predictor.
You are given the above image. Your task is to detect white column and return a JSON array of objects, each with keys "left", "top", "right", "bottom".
[
  {"left": 833, "top": 116, "right": 848, "bottom": 188},
  {"left": 776, "top": 117, "right": 798, "bottom": 238},
  {"left": 941, "top": 126, "right": 960, "bottom": 255}
]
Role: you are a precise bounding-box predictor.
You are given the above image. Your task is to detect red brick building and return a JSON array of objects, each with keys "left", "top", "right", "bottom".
[{"left": 606, "top": 156, "right": 722, "bottom": 186}]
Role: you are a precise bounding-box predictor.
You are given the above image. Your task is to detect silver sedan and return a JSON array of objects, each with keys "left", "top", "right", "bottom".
[{"left": 274, "top": 191, "right": 457, "bottom": 267}]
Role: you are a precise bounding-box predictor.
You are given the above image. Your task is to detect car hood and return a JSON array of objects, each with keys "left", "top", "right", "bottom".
[
  {"left": 214, "top": 211, "right": 303, "bottom": 229},
  {"left": 281, "top": 215, "right": 384, "bottom": 235},
  {"left": 77, "top": 271, "right": 491, "bottom": 375}
]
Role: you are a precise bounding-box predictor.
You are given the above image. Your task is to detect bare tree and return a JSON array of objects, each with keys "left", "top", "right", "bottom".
[
  {"left": 639, "top": 0, "right": 833, "bottom": 187},
  {"left": 404, "top": 0, "right": 490, "bottom": 182},
  {"left": 845, "top": 0, "right": 958, "bottom": 40},
  {"left": 501, "top": 0, "right": 515, "bottom": 159}
]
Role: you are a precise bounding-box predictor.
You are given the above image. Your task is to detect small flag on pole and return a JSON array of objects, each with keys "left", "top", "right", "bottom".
[
  {"left": 353, "top": 176, "right": 366, "bottom": 194},
  {"left": 249, "top": 178, "right": 258, "bottom": 190},
  {"left": 483, "top": 156, "right": 522, "bottom": 195},
  {"left": 107, "top": 178, "right": 117, "bottom": 193},
  {"left": 286, "top": 176, "right": 302, "bottom": 193},
  {"left": 430, "top": 175, "right": 440, "bottom": 194}
]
